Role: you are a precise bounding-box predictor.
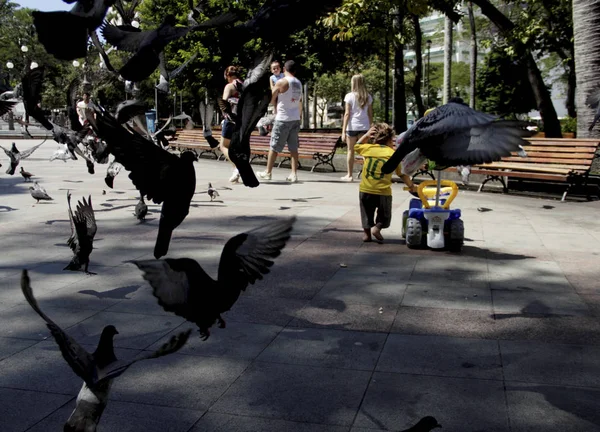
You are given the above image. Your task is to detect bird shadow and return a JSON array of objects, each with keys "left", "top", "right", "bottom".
[
  {"left": 542, "top": 205, "right": 555, "bottom": 210},
  {"left": 78, "top": 285, "right": 141, "bottom": 300},
  {"left": 275, "top": 197, "right": 323, "bottom": 202},
  {"left": 45, "top": 219, "right": 70, "bottom": 225},
  {"left": 95, "top": 204, "right": 136, "bottom": 212},
  {"left": 322, "top": 227, "right": 364, "bottom": 234},
  {"left": 106, "top": 198, "right": 138, "bottom": 202},
  {"left": 63, "top": 180, "right": 83, "bottom": 183},
  {"left": 0, "top": 205, "right": 17, "bottom": 212},
  {"left": 189, "top": 203, "right": 227, "bottom": 208}
]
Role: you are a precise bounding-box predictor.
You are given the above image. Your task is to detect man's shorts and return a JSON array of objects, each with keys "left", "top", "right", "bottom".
[
  {"left": 270, "top": 120, "right": 301, "bottom": 152},
  {"left": 221, "top": 119, "right": 235, "bottom": 139},
  {"left": 346, "top": 130, "right": 368, "bottom": 137}
]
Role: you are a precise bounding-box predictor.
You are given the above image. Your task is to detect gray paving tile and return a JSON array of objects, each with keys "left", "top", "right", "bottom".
[
  {"left": 500, "top": 340, "right": 600, "bottom": 388},
  {"left": 354, "top": 372, "right": 509, "bottom": 431},
  {"left": 0, "top": 336, "right": 37, "bottom": 361},
  {"left": 290, "top": 298, "right": 398, "bottom": 332},
  {"left": 224, "top": 295, "right": 307, "bottom": 326},
  {"left": 149, "top": 321, "right": 282, "bottom": 360},
  {"left": 377, "top": 334, "right": 502, "bottom": 380},
  {"left": 506, "top": 382, "right": 600, "bottom": 432},
  {"left": 402, "top": 284, "right": 493, "bottom": 312},
  {"left": 27, "top": 399, "right": 205, "bottom": 432},
  {"left": 211, "top": 362, "right": 371, "bottom": 426},
  {"left": 258, "top": 327, "right": 386, "bottom": 370},
  {"left": 492, "top": 290, "right": 590, "bottom": 316},
  {"left": 0, "top": 387, "right": 73, "bottom": 432},
  {"left": 110, "top": 354, "right": 249, "bottom": 410},
  {"left": 314, "top": 279, "right": 408, "bottom": 307},
  {"left": 190, "top": 413, "right": 348, "bottom": 432}
]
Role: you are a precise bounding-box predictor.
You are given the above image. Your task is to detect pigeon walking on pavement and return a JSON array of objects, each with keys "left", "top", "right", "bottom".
[
  {"left": 381, "top": 99, "right": 532, "bottom": 174},
  {"left": 20, "top": 270, "right": 191, "bottom": 432},
  {"left": 29, "top": 185, "right": 53, "bottom": 203},
  {"left": 134, "top": 217, "right": 295, "bottom": 340},
  {"left": 20, "top": 167, "right": 33, "bottom": 182},
  {"left": 135, "top": 194, "right": 148, "bottom": 221},
  {"left": 207, "top": 183, "right": 219, "bottom": 201},
  {"left": 65, "top": 192, "right": 97, "bottom": 275},
  {"left": 87, "top": 107, "right": 197, "bottom": 259}
]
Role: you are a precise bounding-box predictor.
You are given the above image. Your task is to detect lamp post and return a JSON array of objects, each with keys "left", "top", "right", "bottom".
[
  {"left": 426, "top": 39, "right": 432, "bottom": 108},
  {"left": 5, "top": 62, "right": 14, "bottom": 130}
]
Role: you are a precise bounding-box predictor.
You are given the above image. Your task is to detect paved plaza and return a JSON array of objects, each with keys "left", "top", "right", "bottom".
[{"left": 1, "top": 139, "right": 600, "bottom": 432}]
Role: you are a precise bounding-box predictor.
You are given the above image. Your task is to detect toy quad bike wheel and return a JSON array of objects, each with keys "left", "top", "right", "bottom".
[
  {"left": 405, "top": 217, "right": 426, "bottom": 249},
  {"left": 446, "top": 218, "right": 464, "bottom": 252}
]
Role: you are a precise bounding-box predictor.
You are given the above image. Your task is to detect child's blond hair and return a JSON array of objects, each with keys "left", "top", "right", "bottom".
[{"left": 372, "top": 123, "right": 395, "bottom": 146}]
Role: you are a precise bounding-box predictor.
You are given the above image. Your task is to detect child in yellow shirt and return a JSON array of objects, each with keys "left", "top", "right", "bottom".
[{"left": 355, "top": 123, "right": 417, "bottom": 242}]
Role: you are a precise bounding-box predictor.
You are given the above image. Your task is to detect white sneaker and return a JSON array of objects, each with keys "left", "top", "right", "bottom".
[
  {"left": 229, "top": 169, "right": 240, "bottom": 183},
  {"left": 340, "top": 175, "right": 354, "bottom": 182},
  {"left": 286, "top": 173, "right": 298, "bottom": 183},
  {"left": 257, "top": 171, "right": 272, "bottom": 180}
]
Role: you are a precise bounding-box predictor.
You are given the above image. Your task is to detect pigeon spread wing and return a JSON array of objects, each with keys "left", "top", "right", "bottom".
[
  {"left": 0, "top": 100, "right": 15, "bottom": 116},
  {"left": 21, "top": 67, "right": 53, "bottom": 130},
  {"left": 101, "top": 23, "right": 151, "bottom": 52},
  {"left": 96, "top": 329, "right": 191, "bottom": 383},
  {"left": 91, "top": 111, "right": 181, "bottom": 204},
  {"left": 18, "top": 139, "right": 47, "bottom": 159},
  {"left": 21, "top": 270, "right": 98, "bottom": 386},
  {"left": 133, "top": 259, "right": 202, "bottom": 320},
  {"left": 67, "top": 191, "right": 77, "bottom": 251},
  {"left": 216, "top": 217, "right": 295, "bottom": 312}
]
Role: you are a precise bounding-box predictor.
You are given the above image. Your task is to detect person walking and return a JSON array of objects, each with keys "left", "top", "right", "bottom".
[
  {"left": 341, "top": 74, "right": 373, "bottom": 182},
  {"left": 217, "top": 65, "right": 244, "bottom": 183},
  {"left": 257, "top": 60, "right": 303, "bottom": 183}
]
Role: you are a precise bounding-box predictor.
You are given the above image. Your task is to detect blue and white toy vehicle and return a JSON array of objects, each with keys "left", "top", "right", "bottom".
[{"left": 401, "top": 179, "right": 464, "bottom": 251}]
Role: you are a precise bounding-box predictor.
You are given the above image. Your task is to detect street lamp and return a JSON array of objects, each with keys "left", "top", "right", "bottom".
[
  {"left": 426, "top": 39, "right": 432, "bottom": 109},
  {"left": 73, "top": 60, "right": 80, "bottom": 68},
  {"left": 21, "top": 45, "right": 28, "bottom": 53},
  {"left": 30, "top": 61, "right": 38, "bottom": 69},
  {"left": 6, "top": 62, "right": 13, "bottom": 70}
]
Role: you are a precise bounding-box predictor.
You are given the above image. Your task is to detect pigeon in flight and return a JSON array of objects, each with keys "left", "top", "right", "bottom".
[
  {"left": 585, "top": 86, "right": 600, "bottom": 131},
  {"left": 207, "top": 182, "right": 219, "bottom": 201},
  {"left": 0, "top": 99, "right": 15, "bottom": 116},
  {"left": 104, "top": 159, "right": 123, "bottom": 188},
  {"left": 400, "top": 416, "right": 442, "bottom": 432},
  {"left": 29, "top": 184, "right": 53, "bottom": 203},
  {"left": 156, "top": 52, "right": 198, "bottom": 94},
  {"left": 1, "top": 141, "right": 46, "bottom": 175},
  {"left": 134, "top": 217, "right": 296, "bottom": 339},
  {"left": 102, "top": 12, "right": 238, "bottom": 82},
  {"left": 135, "top": 194, "right": 148, "bottom": 221},
  {"left": 20, "top": 167, "right": 33, "bottom": 182},
  {"left": 87, "top": 108, "right": 197, "bottom": 259},
  {"left": 227, "top": 53, "right": 273, "bottom": 188},
  {"left": 115, "top": 99, "right": 146, "bottom": 124},
  {"left": 51, "top": 144, "right": 76, "bottom": 162},
  {"left": 65, "top": 192, "right": 97, "bottom": 274},
  {"left": 32, "top": 0, "right": 116, "bottom": 61},
  {"left": 21, "top": 269, "right": 191, "bottom": 432},
  {"left": 381, "top": 100, "right": 532, "bottom": 174}
]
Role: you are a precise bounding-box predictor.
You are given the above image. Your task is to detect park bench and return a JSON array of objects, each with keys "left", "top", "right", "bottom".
[
  {"left": 449, "top": 137, "right": 600, "bottom": 201},
  {"left": 171, "top": 128, "right": 342, "bottom": 172}
]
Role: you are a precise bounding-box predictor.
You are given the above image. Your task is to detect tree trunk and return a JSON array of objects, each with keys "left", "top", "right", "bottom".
[
  {"left": 303, "top": 83, "right": 309, "bottom": 129},
  {"left": 573, "top": 0, "right": 600, "bottom": 137},
  {"left": 411, "top": 14, "right": 425, "bottom": 118},
  {"left": 566, "top": 57, "right": 577, "bottom": 119},
  {"left": 312, "top": 84, "right": 317, "bottom": 129},
  {"left": 470, "top": 0, "right": 562, "bottom": 138},
  {"left": 443, "top": 16, "right": 453, "bottom": 104},
  {"left": 385, "top": 33, "right": 390, "bottom": 124},
  {"left": 393, "top": 7, "right": 407, "bottom": 132},
  {"left": 468, "top": 1, "right": 477, "bottom": 109}
]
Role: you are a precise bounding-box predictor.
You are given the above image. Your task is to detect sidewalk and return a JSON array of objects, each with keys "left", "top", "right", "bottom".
[{"left": 1, "top": 139, "right": 600, "bottom": 432}]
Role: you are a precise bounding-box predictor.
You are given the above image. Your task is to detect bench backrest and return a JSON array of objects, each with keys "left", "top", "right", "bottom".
[{"left": 501, "top": 138, "right": 599, "bottom": 170}]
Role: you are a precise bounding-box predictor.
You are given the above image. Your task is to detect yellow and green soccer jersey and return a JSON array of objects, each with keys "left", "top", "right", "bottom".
[{"left": 355, "top": 143, "right": 397, "bottom": 196}]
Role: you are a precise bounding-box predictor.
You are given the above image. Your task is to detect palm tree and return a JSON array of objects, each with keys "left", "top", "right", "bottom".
[
  {"left": 573, "top": 0, "right": 600, "bottom": 137},
  {"left": 467, "top": 1, "right": 477, "bottom": 109}
]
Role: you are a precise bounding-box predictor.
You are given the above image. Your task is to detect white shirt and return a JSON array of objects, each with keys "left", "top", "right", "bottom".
[
  {"left": 276, "top": 76, "right": 302, "bottom": 122},
  {"left": 76, "top": 99, "right": 95, "bottom": 125},
  {"left": 344, "top": 92, "right": 372, "bottom": 131}
]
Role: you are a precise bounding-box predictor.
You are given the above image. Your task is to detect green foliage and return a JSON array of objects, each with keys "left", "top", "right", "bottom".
[
  {"left": 561, "top": 116, "right": 576, "bottom": 133},
  {"left": 476, "top": 43, "right": 537, "bottom": 117}
]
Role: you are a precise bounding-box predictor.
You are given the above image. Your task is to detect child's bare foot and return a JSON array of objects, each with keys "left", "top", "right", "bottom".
[
  {"left": 363, "top": 228, "right": 372, "bottom": 242},
  {"left": 372, "top": 225, "right": 384, "bottom": 242}
]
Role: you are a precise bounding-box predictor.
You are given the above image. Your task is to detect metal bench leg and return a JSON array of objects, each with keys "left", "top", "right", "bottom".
[
  {"left": 561, "top": 184, "right": 570, "bottom": 202},
  {"left": 312, "top": 152, "right": 336, "bottom": 172},
  {"left": 478, "top": 175, "right": 507, "bottom": 193}
]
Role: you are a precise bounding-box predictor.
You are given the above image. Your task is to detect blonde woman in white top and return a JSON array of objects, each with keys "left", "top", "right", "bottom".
[{"left": 341, "top": 74, "right": 373, "bottom": 181}]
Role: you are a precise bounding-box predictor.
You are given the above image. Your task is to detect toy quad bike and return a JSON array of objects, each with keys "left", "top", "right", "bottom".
[{"left": 401, "top": 179, "right": 464, "bottom": 251}]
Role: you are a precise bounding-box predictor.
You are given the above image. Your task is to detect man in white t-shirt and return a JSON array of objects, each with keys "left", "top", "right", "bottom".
[
  {"left": 257, "top": 60, "right": 302, "bottom": 183},
  {"left": 76, "top": 92, "right": 95, "bottom": 126}
]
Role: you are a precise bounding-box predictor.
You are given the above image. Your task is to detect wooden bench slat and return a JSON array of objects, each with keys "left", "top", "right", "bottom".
[
  {"left": 500, "top": 156, "right": 595, "bottom": 165},
  {"left": 520, "top": 146, "right": 597, "bottom": 153}
]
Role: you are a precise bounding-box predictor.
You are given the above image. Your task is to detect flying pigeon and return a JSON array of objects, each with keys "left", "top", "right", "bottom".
[
  {"left": 29, "top": 185, "right": 53, "bottom": 203},
  {"left": 50, "top": 144, "right": 76, "bottom": 162},
  {"left": 133, "top": 217, "right": 295, "bottom": 339},
  {"left": 156, "top": 52, "right": 198, "bottom": 94},
  {"left": 115, "top": 99, "right": 146, "bottom": 124},
  {"left": 1, "top": 141, "right": 46, "bottom": 175},
  {"left": 152, "top": 116, "right": 176, "bottom": 148},
  {"left": 585, "top": 86, "right": 600, "bottom": 131},
  {"left": 227, "top": 53, "right": 274, "bottom": 188},
  {"left": 0, "top": 99, "right": 15, "bottom": 116},
  {"left": 135, "top": 194, "right": 148, "bottom": 221},
  {"left": 101, "top": 12, "right": 238, "bottom": 82},
  {"left": 199, "top": 100, "right": 219, "bottom": 148},
  {"left": 65, "top": 192, "right": 97, "bottom": 274},
  {"left": 381, "top": 101, "right": 532, "bottom": 174},
  {"left": 86, "top": 108, "right": 197, "bottom": 259},
  {"left": 104, "top": 159, "right": 123, "bottom": 188},
  {"left": 207, "top": 182, "right": 219, "bottom": 201},
  {"left": 400, "top": 416, "right": 442, "bottom": 432},
  {"left": 20, "top": 269, "right": 191, "bottom": 432},
  {"left": 20, "top": 166, "right": 33, "bottom": 182},
  {"left": 32, "top": 0, "right": 116, "bottom": 61}
]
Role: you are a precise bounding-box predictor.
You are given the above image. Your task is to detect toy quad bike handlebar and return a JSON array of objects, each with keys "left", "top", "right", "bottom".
[{"left": 404, "top": 180, "right": 459, "bottom": 209}]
